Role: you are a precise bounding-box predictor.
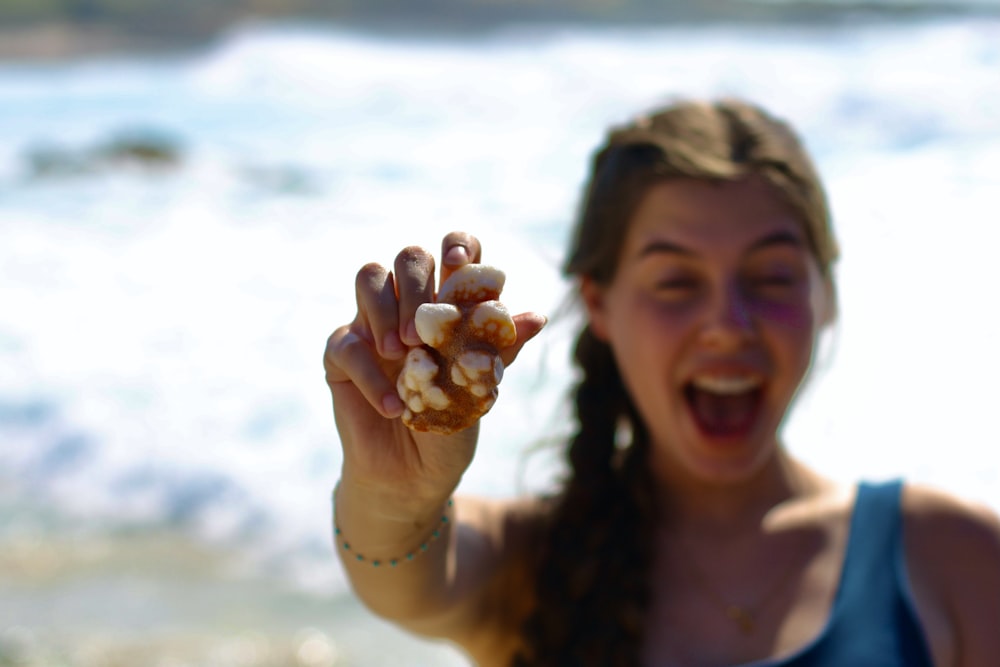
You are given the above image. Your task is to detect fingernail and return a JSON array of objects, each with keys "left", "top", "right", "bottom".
[
  {"left": 382, "top": 331, "right": 405, "bottom": 357},
  {"left": 382, "top": 392, "right": 405, "bottom": 417},
  {"left": 443, "top": 245, "right": 469, "bottom": 267},
  {"left": 402, "top": 320, "right": 420, "bottom": 346}
]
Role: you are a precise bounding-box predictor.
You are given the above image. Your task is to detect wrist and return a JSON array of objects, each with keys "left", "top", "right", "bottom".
[
  {"left": 333, "top": 487, "right": 454, "bottom": 568},
  {"left": 332, "top": 478, "right": 454, "bottom": 557}
]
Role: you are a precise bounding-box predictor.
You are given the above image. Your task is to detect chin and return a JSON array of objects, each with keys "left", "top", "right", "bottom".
[{"left": 651, "top": 428, "right": 779, "bottom": 487}]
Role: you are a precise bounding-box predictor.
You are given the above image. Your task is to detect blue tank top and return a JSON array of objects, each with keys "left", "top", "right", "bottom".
[{"left": 739, "top": 480, "right": 934, "bottom": 667}]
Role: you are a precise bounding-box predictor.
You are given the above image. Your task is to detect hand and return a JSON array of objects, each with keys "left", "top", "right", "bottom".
[{"left": 324, "top": 231, "right": 546, "bottom": 508}]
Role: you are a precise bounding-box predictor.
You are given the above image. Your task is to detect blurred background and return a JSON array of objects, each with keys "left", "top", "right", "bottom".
[{"left": 1, "top": 0, "right": 999, "bottom": 665}]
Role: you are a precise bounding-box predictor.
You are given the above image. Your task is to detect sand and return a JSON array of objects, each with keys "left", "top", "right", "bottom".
[{"left": 0, "top": 528, "right": 469, "bottom": 667}]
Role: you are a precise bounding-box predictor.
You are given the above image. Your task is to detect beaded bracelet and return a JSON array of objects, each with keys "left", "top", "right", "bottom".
[{"left": 332, "top": 489, "right": 454, "bottom": 568}]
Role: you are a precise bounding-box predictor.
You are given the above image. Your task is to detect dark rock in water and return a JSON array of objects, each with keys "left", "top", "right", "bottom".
[
  {"left": 23, "top": 127, "right": 183, "bottom": 180},
  {"left": 96, "top": 129, "right": 183, "bottom": 168}
]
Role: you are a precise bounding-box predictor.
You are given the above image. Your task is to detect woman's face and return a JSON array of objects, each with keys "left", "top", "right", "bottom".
[{"left": 582, "top": 177, "right": 833, "bottom": 485}]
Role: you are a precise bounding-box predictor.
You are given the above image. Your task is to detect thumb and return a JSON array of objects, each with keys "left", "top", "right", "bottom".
[{"left": 499, "top": 312, "right": 547, "bottom": 367}]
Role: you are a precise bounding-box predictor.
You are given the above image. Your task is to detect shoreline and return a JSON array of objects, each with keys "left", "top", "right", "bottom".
[
  {"left": 0, "top": 23, "right": 219, "bottom": 63},
  {"left": 0, "top": 2, "right": 996, "bottom": 63}
]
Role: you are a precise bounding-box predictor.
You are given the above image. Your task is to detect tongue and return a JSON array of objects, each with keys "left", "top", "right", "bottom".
[{"left": 689, "top": 388, "right": 759, "bottom": 436}]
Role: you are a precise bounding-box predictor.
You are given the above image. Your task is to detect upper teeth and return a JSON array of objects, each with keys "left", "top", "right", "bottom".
[{"left": 691, "top": 375, "right": 762, "bottom": 394}]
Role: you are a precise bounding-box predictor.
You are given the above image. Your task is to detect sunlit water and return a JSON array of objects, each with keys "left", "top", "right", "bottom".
[{"left": 1, "top": 15, "right": 999, "bottom": 664}]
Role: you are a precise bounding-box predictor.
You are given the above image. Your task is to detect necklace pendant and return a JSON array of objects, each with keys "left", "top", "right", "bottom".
[{"left": 726, "top": 605, "right": 755, "bottom": 634}]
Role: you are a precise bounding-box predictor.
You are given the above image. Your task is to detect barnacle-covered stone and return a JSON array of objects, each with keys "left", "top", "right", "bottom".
[{"left": 397, "top": 264, "right": 516, "bottom": 434}]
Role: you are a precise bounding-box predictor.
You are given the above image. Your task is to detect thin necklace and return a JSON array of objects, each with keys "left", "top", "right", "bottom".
[{"left": 674, "top": 537, "right": 800, "bottom": 635}]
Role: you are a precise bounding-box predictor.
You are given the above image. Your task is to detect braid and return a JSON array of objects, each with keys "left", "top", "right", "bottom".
[{"left": 512, "top": 327, "right": 658, "bottom": 667}]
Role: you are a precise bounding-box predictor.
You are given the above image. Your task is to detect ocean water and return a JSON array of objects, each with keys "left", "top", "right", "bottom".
[{"left": 2, "top": 14, "right": 1000, "bottom": 665}]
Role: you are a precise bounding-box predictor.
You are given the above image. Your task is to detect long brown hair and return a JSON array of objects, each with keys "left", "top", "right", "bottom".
[{"left": 511, "top": 98, "right": 839, "bottom": 666}]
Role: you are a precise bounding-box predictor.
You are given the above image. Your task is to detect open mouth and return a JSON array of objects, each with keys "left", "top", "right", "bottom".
[{"left": 683, "top": 375, "right": 764, "bottom": 439}]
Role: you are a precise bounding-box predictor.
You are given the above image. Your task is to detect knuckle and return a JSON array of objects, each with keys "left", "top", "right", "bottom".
[
  {"left": 324, "top": 328, "right": 373, "bottom": 382},
  {"left": 326, "top": 325, "right": 349, "bottom": 352},
  {"left": 324, "top": 327, "right": 350, "bottom": 368},
  {"left": 338, "top": 332, "right": 368, "bottom": 357}
]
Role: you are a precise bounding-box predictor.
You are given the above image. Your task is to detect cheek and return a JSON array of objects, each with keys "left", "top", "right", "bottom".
[
  {"left": 605, "top": 295, "right": 692, "bottom": 385},
  {"left": 752, "top": 283, "right": 824, "bottom": 333},
  {"left": 756, "top": 301, "right": 817, "bottom": 332},
  {"left": 609, "top": 293, "right": 693, "bottom": 343},
  {"left": 755, "top": 301, "right": 821, "bottom": 374}
]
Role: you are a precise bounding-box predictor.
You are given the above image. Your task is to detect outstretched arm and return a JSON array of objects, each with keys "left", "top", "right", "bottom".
[{"left": 324, "top": 231, "right": 546, "bottom": 647}]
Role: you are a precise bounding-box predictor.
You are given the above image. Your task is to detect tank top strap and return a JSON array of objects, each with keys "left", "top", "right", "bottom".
[
  {"left": 800, "top": 479, "right": 935, "bottom": 666},
  {"left": 835, "top": 480, "right": 905, "bottom": 608}
]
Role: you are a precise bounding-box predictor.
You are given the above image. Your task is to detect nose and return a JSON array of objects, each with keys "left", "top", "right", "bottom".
[{"left": 699, "top": 281, "right": 754, "bottom": 349}]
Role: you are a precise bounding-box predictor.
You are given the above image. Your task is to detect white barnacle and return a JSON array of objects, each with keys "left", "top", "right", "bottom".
[
  {"left": 469, "top": 301, "right": 516, "bottom": 348},
  {"left": 407, "top": 394, "right": 425, "bottom": 413},
  {"left": 452, "top": 350, "right": 493, "bottom": 387},
  {"left": 414, "top": 303, "right": 462, "bottom": 349},
  {"left": 397, "top": 371, "right": 412, "bottom": 401},
  {"left": 404, "top": 347, "right": 438, "bottom": 381},
  {"left": 425, "top": 385, "right": 450, "bottom": 410},
  {"left": 398, "top": 347, "right": 442, "bottom": 415},
  {"left": 437, "top": 265, "right": 506, "bottom": 305},
  {"left": 457, "top": 350, "right": 493, "bottom": 374}
]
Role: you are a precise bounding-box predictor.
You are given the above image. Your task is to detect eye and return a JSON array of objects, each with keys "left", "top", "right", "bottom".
[
  {"left": 747, "top": 268, "right": 804, "bottom": 298},
  {"left": 657, "top": 278, "right": 699, "bottom": 290},
  {"left": 754, "top": 274, "right": 796, "bottom": 287},
  {"left": 651, "top": 275, "right": 702, "bottom": 301}
]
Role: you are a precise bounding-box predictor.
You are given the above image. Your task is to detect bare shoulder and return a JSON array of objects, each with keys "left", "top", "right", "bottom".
[
  {"left": 427, "top": 493, "right": 549, "bottom": 664},
  {"left": 458, "top": 492, "right": 551, "bottom": 545},
  {"left": 767, "top": 472, "right": 854, "bottom": 530},
  {"left": 902, "top": 482, "right": 1000, "bottom": 565},
  {"left": 460, "top": 492, "right": 551, "bottom": 616},
  {"left": 902, "top": 483, "right": 1000, "bottom": 667}
]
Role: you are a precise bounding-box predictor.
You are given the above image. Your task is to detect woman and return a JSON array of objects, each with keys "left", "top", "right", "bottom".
[{"left": 324, "top": 99, "right": 1000, "bottom": 666}]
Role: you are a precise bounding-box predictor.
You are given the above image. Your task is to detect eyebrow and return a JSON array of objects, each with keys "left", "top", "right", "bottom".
[
  {"left": 748, "top": 230, "right": 806, "bottom": 253},
  {"left": 637, "top": 230, "right": 806, "bottom": 258}
]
